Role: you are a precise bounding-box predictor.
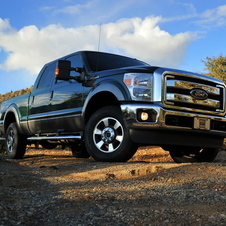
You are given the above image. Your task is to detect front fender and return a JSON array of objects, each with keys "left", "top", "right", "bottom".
[
  {"left": 82, "top": 80, "right": 130, "bottom": 117},
  {"left": 92, "top": 80, "right": 129, "bottom": 99}
]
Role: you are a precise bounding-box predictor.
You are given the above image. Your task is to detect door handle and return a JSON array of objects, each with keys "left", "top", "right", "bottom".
[
  {"left": 30, "top": 96, "right": 34, "bottom": 105},
  {"left": 50, "top": 91, "right": 54, "bottom": 100}
]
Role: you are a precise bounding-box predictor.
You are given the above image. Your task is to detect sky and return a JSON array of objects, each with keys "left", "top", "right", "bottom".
[{"left": 0, "top": 0, "right": 226, "bottom": 94}]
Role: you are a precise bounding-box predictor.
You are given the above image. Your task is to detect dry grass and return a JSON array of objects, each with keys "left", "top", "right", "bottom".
[{"left": 0, "top": 87, "right": 32, "bottom": 104}]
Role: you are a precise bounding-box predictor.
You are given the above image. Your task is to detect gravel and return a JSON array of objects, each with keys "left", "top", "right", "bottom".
[{"left": 1, "top": 147, "right": 226, "bottom": 226}]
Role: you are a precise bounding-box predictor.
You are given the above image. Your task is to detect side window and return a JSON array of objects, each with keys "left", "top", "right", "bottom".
[
  {"left": 37, "top": 62, "right": 56, "bottom": 89},
  {"left": 67, "top": 54, "right": 83, "bottom": 77}
]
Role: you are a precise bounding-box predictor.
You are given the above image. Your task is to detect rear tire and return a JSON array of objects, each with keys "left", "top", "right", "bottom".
[
  {"left": 84, "top": 106, "right": 137, "bottom": 162},
  {"left": 5, "top": 123, "right": 27, "bottom": 159},
  {"left": 168, "top": 146, "right": 219, "bottom": 163},
  {"left": 40, "top": 141, "right": 58, "bottom": 149},
  {"left": 66, "top": 142, "right": 90, "bottom": 158}
]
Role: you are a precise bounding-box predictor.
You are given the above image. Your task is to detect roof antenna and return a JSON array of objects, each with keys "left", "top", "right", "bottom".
[
  {"left": 97, "top": 22, "right": 102, "bottom": 52},
  {"left": 96, "top": 22, "right": 102, "bottom": 71}
]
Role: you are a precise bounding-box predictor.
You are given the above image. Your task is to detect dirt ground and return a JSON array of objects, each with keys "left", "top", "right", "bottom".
[{"left": 1, "top": 146, "right": 226, "bottom": 225}]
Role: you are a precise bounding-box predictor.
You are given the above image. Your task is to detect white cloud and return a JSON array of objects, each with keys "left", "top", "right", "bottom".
[
  {"left": 39, "top": 6, "right": 54, "bottom": 11},
  {"left": 158, "top": 4, "right": 226, "bottom": 30},
  {"left": 0, "top": 16, "right": 197, "bottom": 75},
  {"left": 195, "top": 5, "right": 226, "bottom": 28},
  {"left": 55, "top": 0, "right": 96, "bottom": 15},
  {"left": 0, "top": 18, "right": 12, "bottom": 31},
  {"left": 0, "top": 21, "right": 99, "bottom": 74},
  {"left": 104, "top": 17, "right": 197, "bottom": 67}
]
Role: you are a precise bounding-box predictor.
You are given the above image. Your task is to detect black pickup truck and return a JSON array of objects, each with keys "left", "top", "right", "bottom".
[{"left": 1, "top": 51, "right": 226, "bottom": 163}]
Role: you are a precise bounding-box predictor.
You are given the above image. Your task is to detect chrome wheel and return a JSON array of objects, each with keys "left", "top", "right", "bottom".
[
  {"left": 6, "top": 130, "right": 15, "bottom": 154},
  {"left": 93, "top": 117, "right": 124, "bottom": 153},
  {"left": 5, "top": 123, "right": 27, "bottom": 159}
]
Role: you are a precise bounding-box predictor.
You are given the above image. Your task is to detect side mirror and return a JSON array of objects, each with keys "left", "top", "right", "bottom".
[{"left": 55, "top": 60, "right": 72, "bottom": 80}]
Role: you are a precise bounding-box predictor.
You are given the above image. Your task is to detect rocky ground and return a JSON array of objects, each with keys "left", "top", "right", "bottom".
[{"left": 1, "top": 146, "right": 226, "bottom": 226}]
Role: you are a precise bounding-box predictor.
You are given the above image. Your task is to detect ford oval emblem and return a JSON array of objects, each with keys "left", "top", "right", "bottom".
[{"left": 190, "top": 89, "right": 208, "bottom": 100}]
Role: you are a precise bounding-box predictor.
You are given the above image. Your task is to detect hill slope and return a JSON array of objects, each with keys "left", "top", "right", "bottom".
[{"left": 0, "top": 87, "right": 32, "bottom": 105}]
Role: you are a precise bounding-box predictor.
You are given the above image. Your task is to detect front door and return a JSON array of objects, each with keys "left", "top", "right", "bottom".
[{"left": 48, "top": 54, "right": 84, "bottom": 133}]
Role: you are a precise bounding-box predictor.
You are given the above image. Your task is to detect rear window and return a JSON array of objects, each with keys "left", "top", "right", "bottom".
[{"left": 84, "top": 52, "right": 149, "bottom": 72}]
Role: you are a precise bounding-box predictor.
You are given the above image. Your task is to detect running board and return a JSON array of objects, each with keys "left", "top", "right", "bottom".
[
  {"left": 27, "top": 135, "right": 82, "bottom": 141},
  {"left": 0, "top": 137, "right": 5, "bottom": 141}
]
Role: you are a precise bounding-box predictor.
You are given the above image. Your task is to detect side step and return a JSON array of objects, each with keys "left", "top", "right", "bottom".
[
  {"left": 0, "top": 137, "right": 5, "bottom": 141},
  {"left": 27, "top": 135, "right": 82, "bottom": 141}
]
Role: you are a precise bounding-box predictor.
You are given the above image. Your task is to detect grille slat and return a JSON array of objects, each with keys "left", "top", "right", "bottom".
[
  {"left": 166, "top": 93, "right": 220, "bottom": 108},
  {"left": 167, "top": 80, "right": 220, "bottom": 95}
]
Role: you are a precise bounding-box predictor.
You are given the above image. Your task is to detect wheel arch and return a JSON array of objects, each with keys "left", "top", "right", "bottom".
[
  {"left": 3, "top": 106, "right": 22, "bottom": 134},
  {"left": 84, "top": 91, "right": 120, "bottom": 124},
  {"left": 83, "top": 82, "right": 128, "bottom": 123}
]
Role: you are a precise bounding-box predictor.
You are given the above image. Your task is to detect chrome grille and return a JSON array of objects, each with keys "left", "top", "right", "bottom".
[{"left": 164, "top": 74, "right": 225, "bottom": 114}]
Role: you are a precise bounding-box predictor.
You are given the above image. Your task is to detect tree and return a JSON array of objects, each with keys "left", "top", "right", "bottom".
[{"left": 202, "top": 54, "right": 226, "bottom": 83}]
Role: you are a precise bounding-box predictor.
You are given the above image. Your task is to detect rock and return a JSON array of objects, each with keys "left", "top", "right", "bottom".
[{"left": 214, "top": 150, "right": 226, "bottom": 162}]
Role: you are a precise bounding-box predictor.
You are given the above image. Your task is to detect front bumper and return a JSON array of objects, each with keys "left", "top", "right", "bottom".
[{"left": 121, "top": 103, "right": 226, "bottom": 148}]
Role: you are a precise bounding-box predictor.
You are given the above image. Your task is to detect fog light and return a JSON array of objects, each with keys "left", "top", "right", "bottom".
[{"left": 141, "top": 112, "right": 149, "bottom": 121}]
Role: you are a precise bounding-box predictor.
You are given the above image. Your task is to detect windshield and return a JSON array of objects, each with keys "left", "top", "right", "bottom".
[{"left": 84, "top": 52, "right": 149, "bottom": 72}]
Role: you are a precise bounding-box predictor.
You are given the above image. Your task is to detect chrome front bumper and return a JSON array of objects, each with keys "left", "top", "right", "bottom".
[{"left": 121, "top": 103, "right": 226, "bottom": 136}]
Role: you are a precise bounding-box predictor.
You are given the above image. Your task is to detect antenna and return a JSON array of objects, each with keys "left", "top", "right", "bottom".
[
  {"left": 96, "top": 22, "right": 102, "bottom": 72},
  {"left": 97, "top": 22, "right": 102, "bottom": 52}
]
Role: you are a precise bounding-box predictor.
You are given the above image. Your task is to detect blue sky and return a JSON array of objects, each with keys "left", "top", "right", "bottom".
[{"left": 0, "top": 0, "right": 226, "bottom": 94}]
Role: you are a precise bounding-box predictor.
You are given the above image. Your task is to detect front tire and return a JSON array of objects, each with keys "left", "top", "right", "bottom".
[
  {"left": 5, "top": 123, "right": 27, "bottom": 159},
  {"left": 84, "top": 106, "right": 137, "bottom": 162},
  {"left": 168, "top": 146, "right": 219, "bottom": 163}
]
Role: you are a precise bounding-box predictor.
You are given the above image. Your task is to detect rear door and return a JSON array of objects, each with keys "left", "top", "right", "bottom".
[{"left": 28, "top": 62, "right": 56, "bottom": 134}]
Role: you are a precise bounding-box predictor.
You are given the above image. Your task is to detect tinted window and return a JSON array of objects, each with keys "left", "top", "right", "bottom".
[
  {"left": 66, "top": 54, "right": 83, "bottom": 77},
  {"left": 37, "top": 62, "right": 56, "bottom": 88},
  {"left": 84, "top": 52, "right": 149, "bottom": 72}
]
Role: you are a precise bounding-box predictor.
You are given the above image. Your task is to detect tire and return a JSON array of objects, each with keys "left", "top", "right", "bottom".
[
  {"left": 168, "top": 146, "right": 219, "bottom": 163},
  {"left": 5, "top": 123, "right": 27, "bottom": 159},
  {"left": 40, "top": 141, "right": 58, "bottom": 149},
  {"left": 0, "top": 139, "right": 5, "bottom": 153},
  {"left": 84, "top": 106, "right": 137, "bottom": 162},
  {"left": 66, "top": 142, "right": 90, "bottom": 158}
]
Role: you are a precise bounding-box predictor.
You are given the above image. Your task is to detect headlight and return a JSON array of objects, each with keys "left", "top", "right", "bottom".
[{"left": 123, "top": 73, "right": 153, "bottom": 101}]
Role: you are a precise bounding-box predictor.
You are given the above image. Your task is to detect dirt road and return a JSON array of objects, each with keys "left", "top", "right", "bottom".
[{"left": 1, "top": 146, "right": 226, "bottom": 225}]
